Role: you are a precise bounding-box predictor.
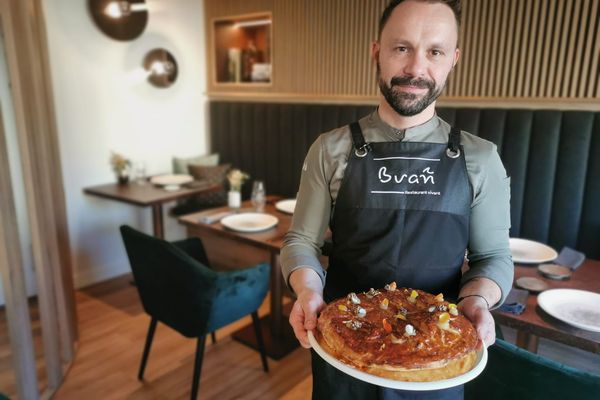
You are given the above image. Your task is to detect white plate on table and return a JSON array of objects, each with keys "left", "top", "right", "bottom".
[
  {"left": 275, "top": 199, "right": 297, "bottom": 214},
  {"left": 509, "top": 238, "right": 558, "bottom": 264},
  {"left": 307, "top": 331, "right": 487, "bottom": 391},
  {"left": 150, "top": 174, "right": 193, "bottom": 186},
  {"left": 220, "top": 213, "right": 278, "bottom": 233},
  {"left": 538, "top": 289, "right": 600, "bottom": 332}
]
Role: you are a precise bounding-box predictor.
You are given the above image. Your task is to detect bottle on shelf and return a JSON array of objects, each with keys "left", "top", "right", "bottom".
[
  {"left": 242, "top": 40, "right": 258, "bottom": 82},
  {"left": 227, "top": 48, "right": 241, "bottom": 82}
]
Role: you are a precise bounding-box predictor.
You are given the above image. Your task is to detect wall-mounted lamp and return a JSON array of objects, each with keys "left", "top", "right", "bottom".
[
  {"left": 144, "top": 49, "right": 178, "bottom": 88},
  {"left": 104, "top": 1, "right": 148, "bottom": 19},
  {"left": 88, "top": 0, "right": 148, "bottom": 41},
  {"left": 233, "top": 19, "right": 272, "bottom": 29}
]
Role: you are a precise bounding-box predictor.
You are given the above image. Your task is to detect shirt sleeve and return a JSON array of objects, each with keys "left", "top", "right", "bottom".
[
  {"left": 281, "top": 135, "right": 331, "bottom": 289},
  {"left": 461, "top": 143, "right": 514, "bottom": 308}
]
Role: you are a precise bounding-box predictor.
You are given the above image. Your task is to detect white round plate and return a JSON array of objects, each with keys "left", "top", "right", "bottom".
[
  {"left": 150, "top": 174, "right": 193, "bottom": 186},
  {"left": 509, "top": 238, "right": 558, "bottom": 264},
  {"left": 538, "top": 289, "right": 600, "bottom": 332},
  {"left": 221, "top": 213, "right": 278, "bottom": 233},
  {"left": 308, "top": 331, "right": 487, "bottom": 391},
  {"left": 163, "top": 184, "right": 181, "bottom": 192},
  {"left": 275, "top": 199, "right": 296, "bottom": 214}
]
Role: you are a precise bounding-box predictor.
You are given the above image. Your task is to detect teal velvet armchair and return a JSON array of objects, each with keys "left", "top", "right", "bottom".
[
  {"left": 465, "top": 339, "right": 600, "bottom": 400},
  {"left": 120, "top": 225, "right": 270, "bottom": 400}
]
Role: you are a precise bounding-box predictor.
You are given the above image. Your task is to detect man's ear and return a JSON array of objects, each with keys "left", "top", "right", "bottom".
[
  {"left": 453, "top": 48, "right": 460, "bottom": 68},
  {"left": 371, "top": 41, "right": 380, "bottom": 63}
]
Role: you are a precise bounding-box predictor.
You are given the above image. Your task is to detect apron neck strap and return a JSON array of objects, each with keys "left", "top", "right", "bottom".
[
  {"left": 446, "top": 127, "right": 462, "bottom": 158},
  {"left": 349, "top": 122, "right": 371, "bottom": 157}
]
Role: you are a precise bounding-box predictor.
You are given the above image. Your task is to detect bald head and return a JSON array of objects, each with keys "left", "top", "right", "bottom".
[{"left": 379, "top": 0, "right": 461, "bottom": 41}]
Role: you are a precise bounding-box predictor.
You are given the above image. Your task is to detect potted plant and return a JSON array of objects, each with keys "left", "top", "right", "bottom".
[
  {"left": 226, "top": 168, "right": 249, "bottom": 208},
  {"left": 110, "top": 151, "right": 131, "bottom": 184}
]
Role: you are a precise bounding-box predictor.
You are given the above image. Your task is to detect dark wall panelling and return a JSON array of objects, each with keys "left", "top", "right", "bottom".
[{"left": 210, "top": 101, "right": 600, "bottom": 259}]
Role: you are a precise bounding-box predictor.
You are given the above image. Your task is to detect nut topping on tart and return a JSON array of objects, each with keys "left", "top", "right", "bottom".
[
  {"left": 316, "top": 285, "right": 480, "bottom": 382},
  {"left": 348, "top": 292, "right": 361, "bottom": 304}
]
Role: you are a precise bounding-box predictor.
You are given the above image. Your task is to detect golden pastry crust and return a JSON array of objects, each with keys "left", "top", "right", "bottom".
[{"left": 316, "top": 287, "right": 480, "bottom": 382}]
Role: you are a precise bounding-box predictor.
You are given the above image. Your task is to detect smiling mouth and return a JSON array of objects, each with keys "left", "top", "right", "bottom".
[{"left": 395, "top": 85, "right": 427, "bottom": 92}]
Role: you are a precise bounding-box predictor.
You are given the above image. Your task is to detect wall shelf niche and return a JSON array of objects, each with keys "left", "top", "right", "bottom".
[{"left": 212, "top": 13, "right": 272, "bottom": 86}]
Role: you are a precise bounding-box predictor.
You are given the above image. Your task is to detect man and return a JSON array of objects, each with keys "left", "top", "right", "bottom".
[{"left": 281, "top": 0, "right": 513, "bottom": 399}]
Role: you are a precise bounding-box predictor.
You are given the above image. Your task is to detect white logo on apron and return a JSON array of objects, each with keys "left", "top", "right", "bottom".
[{"left": 377, "top": 166, "right": 435, "bottom": 185}]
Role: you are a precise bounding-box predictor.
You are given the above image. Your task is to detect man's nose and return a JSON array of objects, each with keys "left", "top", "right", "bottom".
[{"left": 403, "top": 52, "right": 427, "bottom": 77}]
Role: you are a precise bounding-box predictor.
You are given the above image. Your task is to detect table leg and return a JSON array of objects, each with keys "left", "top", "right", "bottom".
[
  {"left": 231, "top": 251, "right": 299, "bottom": 359},
  {"left": 151, "top": 204, "right": 164, "bottom": 239},
  {"left": 516, "top": 330, "right": 539, "bottom": 353},
  {"left": 270, "top": 252, "right": 283, "bottom": 336}
]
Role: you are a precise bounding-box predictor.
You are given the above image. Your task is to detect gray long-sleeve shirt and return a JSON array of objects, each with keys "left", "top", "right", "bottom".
[{"left": 281, "top": 110, "right": 514, "bottom": 306}]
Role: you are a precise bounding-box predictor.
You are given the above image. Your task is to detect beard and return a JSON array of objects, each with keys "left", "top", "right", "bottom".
[{"left": 377, "top": 63, "right": 444, "bottom": 117}]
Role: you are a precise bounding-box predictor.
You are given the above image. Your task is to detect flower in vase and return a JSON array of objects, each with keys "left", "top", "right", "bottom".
[
  {"left": 110, "top": 151, "right": 131, "bottom": 179},
  {"left": 227, "top": 168, "right": 250, "bottom": 192}
]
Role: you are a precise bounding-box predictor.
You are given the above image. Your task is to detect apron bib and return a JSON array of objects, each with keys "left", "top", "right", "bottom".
[{"left": 313, "top": 121, "right": 471, "bottom": 400}]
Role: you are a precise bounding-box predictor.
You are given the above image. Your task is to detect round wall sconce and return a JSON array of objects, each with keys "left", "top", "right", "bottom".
[
  {"left": 88, "top": 0, "right": 148, "bottom": 41},
  {"left": 144, "top": 49, "right": 178, "bottom": 88}
]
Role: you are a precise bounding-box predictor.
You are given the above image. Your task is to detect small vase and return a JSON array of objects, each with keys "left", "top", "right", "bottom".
[
  {"left": 117, "top": 173, "right": 129, "bottom": 185},
  {"left": 228, "top": 190, "right": 241, "bottom": 208}
]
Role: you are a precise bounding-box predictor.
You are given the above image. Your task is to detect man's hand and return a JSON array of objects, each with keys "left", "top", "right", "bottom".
[
  {"left": 289, "top": 288, "right": 326, "bottom": 348},
  {"left": 458, "top": 296, "right": 495, "bottom": 347},
  {"left": 288, "top": 268, "right": 326, "bottom": 348}
]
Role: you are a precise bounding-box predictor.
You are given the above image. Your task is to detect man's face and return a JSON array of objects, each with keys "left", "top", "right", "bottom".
[{"left": 373, "top": 1, "right": 460, "bottom": 117}]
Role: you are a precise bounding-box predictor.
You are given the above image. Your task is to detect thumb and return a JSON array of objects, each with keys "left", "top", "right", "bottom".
[
  {"left": 302, "top": 297, "right": 320, "bottom": 330},
  {"left": 304, "top": 307, "right": 317, "bottom": 330}
]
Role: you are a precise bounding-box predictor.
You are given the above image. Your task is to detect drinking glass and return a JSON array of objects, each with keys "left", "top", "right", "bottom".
[
  {"left": 133, "top": 161, "right": 147, "bottom": 185},
  {"left": 251, "top": 180, "right": 266, "bottom": 212}
]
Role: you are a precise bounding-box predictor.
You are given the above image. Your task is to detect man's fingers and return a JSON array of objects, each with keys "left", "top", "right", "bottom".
[
  {"left": 304, "top": 313, "right": 317, "bottom": 330},
  {"left": 288, "top": 292, "right": 325, "bottom": 348},
  {"left": 289, "top": 300, "right": 311, "bottom": 348},
  {"left": 473, "top": 310, "right": 496, "bottom": 347}
]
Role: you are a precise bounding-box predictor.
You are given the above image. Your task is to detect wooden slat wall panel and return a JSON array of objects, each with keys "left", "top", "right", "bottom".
[
  {"left": 206, "top": 0, "right": 600, "bottom": 104},
  {"left": 0, "top": 0, "right": 78, "bottom": 397}
]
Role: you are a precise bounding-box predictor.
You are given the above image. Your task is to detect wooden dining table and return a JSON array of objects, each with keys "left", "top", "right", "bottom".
[
  {"left": 178, "top": 196, "right": 300, "bottom": 359},
  {"left": 493, "top": 258, "right": 600, "bottom": 355},
  {"left": 84, "top": 180, "right": 220, "bottom": 239}
]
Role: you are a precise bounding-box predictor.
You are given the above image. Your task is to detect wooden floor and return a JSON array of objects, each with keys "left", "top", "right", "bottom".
[
  {"left": 0, "top": 297, "right": 48, "bottom": 398},
  {"left": 5, "top": 271, "right": 599, "bottom": 399},
  {"left": 49, "top": 274, "right": 312, "bottom": 400}
]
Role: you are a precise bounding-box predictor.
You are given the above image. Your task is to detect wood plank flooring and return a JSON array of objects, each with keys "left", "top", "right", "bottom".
[
  {"left": 4, "top": 271, "right": 599, "bottom": 399},
  {"left": 53, "top": 274, "right": 312, "bottom": 400}
]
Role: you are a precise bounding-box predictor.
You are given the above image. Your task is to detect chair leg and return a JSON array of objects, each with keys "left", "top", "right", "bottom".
[
  {"left": 190, "top": 335, "right": 206, "bottom": 400},
  {"left": 251, "top": 311, "right": 269, "bottom": 372},
  {"left": 138, "top": 317, "right": 158, "bottom": 380},
  {"left": 210, "top": 331, "right": 217, "bottom": 344}
]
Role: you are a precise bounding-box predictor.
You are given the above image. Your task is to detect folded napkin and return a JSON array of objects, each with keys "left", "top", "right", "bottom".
[
  {"left": 554, "top": 246, "right": 586, "bottom": 270},
  {"left": 198, "top": 211, "right": 234, "bottom": 224},
  {"left": 499, "top": 288, "right": 529, "bottom": 315}
]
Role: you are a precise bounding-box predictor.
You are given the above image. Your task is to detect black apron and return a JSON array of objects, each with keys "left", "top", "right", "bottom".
[{"left": 313, "top": 122, "right": 472, "bottom": 400}]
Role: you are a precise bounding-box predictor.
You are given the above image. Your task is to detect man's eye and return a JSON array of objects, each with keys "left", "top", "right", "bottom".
[
  {"left": 395, "top": 46, "right": 408, "bottom": 53},
  {"left": 431, "top": 50, "right": 443, "bottom": 56}
]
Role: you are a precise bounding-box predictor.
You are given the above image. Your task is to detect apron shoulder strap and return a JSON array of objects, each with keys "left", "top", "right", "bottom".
[
  {"left": 446, "top": 127, "right": 462, "bottom": 159},
  {"left": 349, "top": 122, "right": 371, "bottom": 157}
]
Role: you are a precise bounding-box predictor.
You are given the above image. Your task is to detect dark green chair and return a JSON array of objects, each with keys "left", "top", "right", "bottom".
[
  {"left": 120, "top": 225, "right": 270, "bottom": 400},
  {"left": 465, "top": 339, "right": 600, "bottom": 400}
]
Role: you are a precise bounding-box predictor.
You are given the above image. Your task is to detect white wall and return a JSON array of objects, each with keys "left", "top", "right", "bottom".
[{"left": 42, "top": 0, "right": 209, "bottom": 288}]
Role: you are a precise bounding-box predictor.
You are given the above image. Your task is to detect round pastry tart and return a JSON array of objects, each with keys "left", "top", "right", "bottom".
[{"left": 315, "top": 284, "right": 481, "bottom": 382}]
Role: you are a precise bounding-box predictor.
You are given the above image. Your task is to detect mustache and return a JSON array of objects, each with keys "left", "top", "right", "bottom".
[{"left": 389, "top": 76, "right": 434, "bottom": 90}]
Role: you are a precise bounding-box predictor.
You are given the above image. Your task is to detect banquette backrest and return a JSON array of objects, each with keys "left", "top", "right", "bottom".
[{"left": 209, "top": 101, "right": 600, "bottom": 260}]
